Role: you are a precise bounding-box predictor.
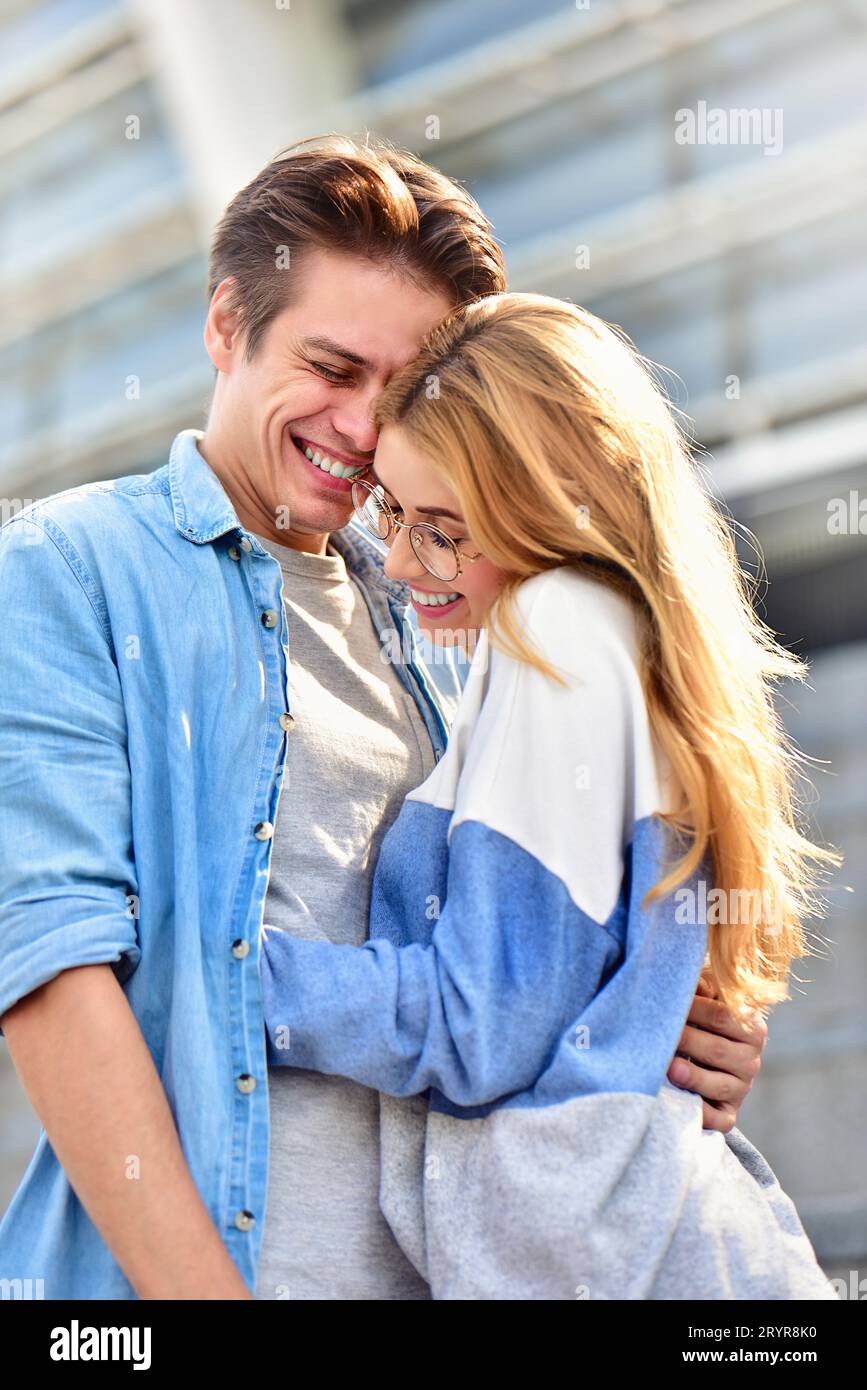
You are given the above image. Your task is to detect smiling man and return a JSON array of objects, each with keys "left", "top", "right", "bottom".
[{"left": 0, "top": 134, "right": 766, "bottom": 1301}]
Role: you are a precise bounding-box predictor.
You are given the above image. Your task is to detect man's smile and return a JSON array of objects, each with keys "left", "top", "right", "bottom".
[{"left": 290, "top": 432, "right": 371, "bottom": 488}]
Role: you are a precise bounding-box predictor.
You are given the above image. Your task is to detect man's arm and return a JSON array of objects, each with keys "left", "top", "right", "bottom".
[
  {"left": 0, "top": 516, "right": 251, "bottom": 1297},
  {"left": 667, "top": 974, "right": 768, "bottom": 1132},
  {"left": 2, "top": 964, "right": 252, "bottom": 1300}
]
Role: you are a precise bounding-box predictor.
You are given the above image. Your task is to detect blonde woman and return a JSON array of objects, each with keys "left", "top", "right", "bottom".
[{"left": 261, "top": 293, "right": 839, "bottom": 1300}]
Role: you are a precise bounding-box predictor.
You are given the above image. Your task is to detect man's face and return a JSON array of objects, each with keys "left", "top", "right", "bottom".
[{"left": 204, "top": 248, "right": 454, "bottom": 548}]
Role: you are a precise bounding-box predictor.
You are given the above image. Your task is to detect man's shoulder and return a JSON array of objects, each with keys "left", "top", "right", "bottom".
[
  {"left": 0, "top": 463, "right": 177, "bottom": 625},
  {"left": 3, "top": 464, "right": 170, "bottom": 549}
]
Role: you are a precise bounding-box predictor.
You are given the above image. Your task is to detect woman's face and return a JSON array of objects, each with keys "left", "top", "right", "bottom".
[{"left": 369, "top": 425, "right": 506, "bottom": 646}]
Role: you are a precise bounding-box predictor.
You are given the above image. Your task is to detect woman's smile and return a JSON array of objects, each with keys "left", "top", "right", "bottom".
[{"left": 408, "top": 585, "right": 465, "bottom": 617}]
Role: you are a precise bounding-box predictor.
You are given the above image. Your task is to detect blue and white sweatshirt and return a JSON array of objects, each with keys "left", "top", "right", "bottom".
[{"left": 261, "top": 565, "right": 836, "bottom": 1300}]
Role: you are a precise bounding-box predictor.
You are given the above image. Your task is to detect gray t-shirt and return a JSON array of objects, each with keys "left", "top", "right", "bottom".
[{"left": 252, "top": 532, "right": 435, "bottom": 1301}]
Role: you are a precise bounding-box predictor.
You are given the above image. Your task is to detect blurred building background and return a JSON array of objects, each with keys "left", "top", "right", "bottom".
[{"left": 1, "top": 0, "right": 865, "bottom": 1289}]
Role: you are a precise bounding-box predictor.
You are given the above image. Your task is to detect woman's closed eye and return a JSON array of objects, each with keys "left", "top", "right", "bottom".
[{"left": 376, "top": 485, "right": 467, "bottom": 547}]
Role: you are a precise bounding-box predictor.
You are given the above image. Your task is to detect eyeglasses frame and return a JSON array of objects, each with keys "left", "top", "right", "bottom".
[{"left": 351, "top": 476, "right": 483, "bottom": 584}]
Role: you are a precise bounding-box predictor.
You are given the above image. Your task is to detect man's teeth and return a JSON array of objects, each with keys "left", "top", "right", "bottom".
[
  {"left": 410, "top": 587, "right": 461, "bottom": 606},
  {"left": 300, "top": 442, "right": 365, "bottom": 479}
]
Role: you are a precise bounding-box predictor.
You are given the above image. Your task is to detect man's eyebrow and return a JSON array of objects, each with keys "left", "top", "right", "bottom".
[
  {"left": 369, "top": 468, "right": 465, "bottom": 525},
  {"left": 300, "top": 335, "right": 375, "bottom": 371}
]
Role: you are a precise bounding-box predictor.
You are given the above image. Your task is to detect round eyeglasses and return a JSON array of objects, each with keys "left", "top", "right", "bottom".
[{"left": 351, "top": 477, "right": 483, "bottom": 584}]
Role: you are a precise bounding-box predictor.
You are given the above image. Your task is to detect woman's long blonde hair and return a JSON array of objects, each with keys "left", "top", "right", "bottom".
[{"left": 373, "top": 292, "right": 841, "bottom": 1015}]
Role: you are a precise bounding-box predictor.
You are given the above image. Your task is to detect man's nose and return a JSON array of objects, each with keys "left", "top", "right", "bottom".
[{"left": 331, "top": 402, "right": 379, "bottom": 455}]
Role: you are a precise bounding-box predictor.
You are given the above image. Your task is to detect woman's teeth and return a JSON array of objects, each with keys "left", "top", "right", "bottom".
[
  {"left": 410, "top": 587, "right": 462, "bottom": 606},
  {"left": 298, "top": 441, "right": 366, "bottom": 480}
]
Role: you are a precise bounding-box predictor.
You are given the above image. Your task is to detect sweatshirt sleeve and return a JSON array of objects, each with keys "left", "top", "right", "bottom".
[
  {"left": 260, "top": 569, "right": 655, "bottom": 1106},
  {"left": 261, "top": 820, "right": 620, "bottom": 1105}
]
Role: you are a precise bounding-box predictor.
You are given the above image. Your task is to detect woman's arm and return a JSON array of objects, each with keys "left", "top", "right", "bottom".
[
  {"left": 262, "top": 570, "right": 710, "bottom": 1109},
  {"left": 262, "top": 813, "right": 619, "bottom": 1106}
]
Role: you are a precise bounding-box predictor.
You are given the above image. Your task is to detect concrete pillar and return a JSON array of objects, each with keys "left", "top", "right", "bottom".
[{"left": 129, "top": 0, "right": 357, "bottom": 238}]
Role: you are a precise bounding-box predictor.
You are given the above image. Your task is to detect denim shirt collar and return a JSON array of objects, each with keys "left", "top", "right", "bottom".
[{"left": 168, "top": 428, "right": 242, "bottom": 545}]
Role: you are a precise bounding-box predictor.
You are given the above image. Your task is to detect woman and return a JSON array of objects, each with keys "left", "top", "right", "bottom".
[{"left": 260, "top": 293, "right": 839, "bottom": 1300}]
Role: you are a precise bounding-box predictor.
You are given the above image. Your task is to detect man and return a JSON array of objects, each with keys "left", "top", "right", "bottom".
[{"left": 0, "top": 135, "right": 766, "bottom": 1300}]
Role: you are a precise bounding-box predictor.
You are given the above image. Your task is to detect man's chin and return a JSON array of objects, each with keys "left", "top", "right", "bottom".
[
  {"left": 274, "top": 434, "right": 357, "bottom": 527},
  {"left": 271, "top": 499, "right": 354, "bottom": 547}
]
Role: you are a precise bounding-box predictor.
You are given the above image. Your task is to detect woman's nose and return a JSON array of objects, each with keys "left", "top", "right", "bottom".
[{"left": 382, "top": 526, "right": 426, "bottom": 584}]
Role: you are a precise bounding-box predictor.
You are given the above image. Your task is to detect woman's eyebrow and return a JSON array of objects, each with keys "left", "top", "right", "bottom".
[{"left": 414, "top": 504, "right": 466, "bottom": 524}]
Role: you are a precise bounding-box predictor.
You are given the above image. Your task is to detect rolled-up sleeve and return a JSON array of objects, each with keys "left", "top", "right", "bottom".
[{"left": 0, "top": 514, "right": 140, "bottom": 1032}]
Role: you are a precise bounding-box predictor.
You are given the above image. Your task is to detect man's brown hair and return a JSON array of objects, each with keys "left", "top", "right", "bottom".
[{"left": 208, "top": 133, "right": 507, "bottom": 360}]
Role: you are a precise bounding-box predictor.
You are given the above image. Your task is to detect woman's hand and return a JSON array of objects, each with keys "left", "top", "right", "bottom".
[{"left": 667, "top": 974, "right": 768, "bottom": 1132}]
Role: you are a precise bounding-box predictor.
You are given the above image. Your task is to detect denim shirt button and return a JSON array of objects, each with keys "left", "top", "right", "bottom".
[
  {"left": 254, "top": 820, "right": 274, "bottom": 840},
  {"left": 261, "top": 609, "right": 279, "bottom": 628},
  {"left": 236, "top": 1074, "right": 256, "bottom": 1094},
  {"left": 234, "top": 1210, "right": 256, "bottom": 1232},
  {"left": 239, "top": 537, "right": 253, "bottom": 552},
  {"left": 231, "top": 939, "right": 250, "bottom": 959},
  {"left": 279, "top": 711, "right": 296, "bottom": 731},
  {"left": 228, "top": 546, "right": 241, "bottom": 561}
]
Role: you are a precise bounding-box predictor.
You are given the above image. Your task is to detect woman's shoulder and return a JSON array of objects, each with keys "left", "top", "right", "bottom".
[
  {"left": 516, "top": 562, "right": 640, "bottom": 633},
  {"left": 448, "top": 566, "right": 669, "bottom": 926},
  {"left": 496, "top": 565, "right": 645, "bottom": 698}
]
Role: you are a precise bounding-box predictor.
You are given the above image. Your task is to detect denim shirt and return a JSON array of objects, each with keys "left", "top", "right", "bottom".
[{"left": 0, "top": 428, "right": 462, "bottom": 1300}]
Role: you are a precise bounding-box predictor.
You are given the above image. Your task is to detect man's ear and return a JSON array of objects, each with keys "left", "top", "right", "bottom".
[{"left": 204, "top": 279, "right": 242, "bottom": 372}]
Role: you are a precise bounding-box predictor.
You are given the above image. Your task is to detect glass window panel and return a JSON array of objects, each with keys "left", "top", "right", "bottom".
[
  {"left": 673, "top": 18, "right": 867, "bottom": 178},
  {"left": 1, "top": 81, "right": 185, "bottom": 266},
  {"left": 591, "top": 261, "right": 726, "bottom": 411},
  {"left": 461, "top": 66, "right": 668, "bottom": 240},
  {"left": 0, "top": 256, "right": 207, "bottom": 446},
  {"left": 747, "top": 220, "right": 867, "bottom": 378},
  {"left": 344, "top": 0, "right": 569, "bottom": 88},
  {"left": 0, "top": 0, "right": 122, "bottom": 90}
]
